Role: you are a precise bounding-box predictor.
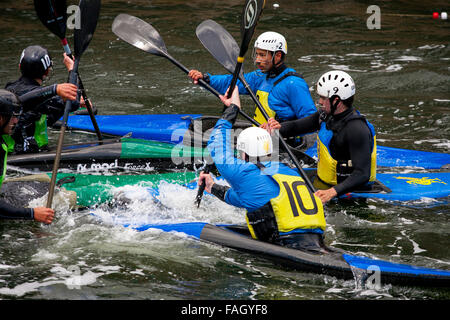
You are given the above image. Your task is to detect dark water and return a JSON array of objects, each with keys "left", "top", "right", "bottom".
[{"left": 0, "top": 0, "right": 449, "bottom": 300}]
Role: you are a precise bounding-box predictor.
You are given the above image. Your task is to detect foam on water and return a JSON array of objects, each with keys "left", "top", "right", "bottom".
[{"left": 94, "top": 180, "right": 245, "bottom": 228}]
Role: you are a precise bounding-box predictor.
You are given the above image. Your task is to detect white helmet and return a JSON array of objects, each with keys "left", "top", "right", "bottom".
[
  {"left": 236, "top": 127, "right": 273, "bottom": 157},
  {"left": 316, "top": 70, "right": 355, "bottom": 100},
  {"left": 254, "top": 31, "right": 287, "bottom": 54}
]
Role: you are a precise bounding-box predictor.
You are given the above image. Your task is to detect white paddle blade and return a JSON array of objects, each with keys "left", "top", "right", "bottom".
[{"left": 112, "top": 13, "right": 167, "bottom": 57}]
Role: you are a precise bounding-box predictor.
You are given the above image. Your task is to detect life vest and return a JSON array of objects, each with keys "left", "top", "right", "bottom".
[
  {"left": 2, "top": 134, "right": 15, "bottom": 153},
  {"left": 245, "top": 169, "right": 326, "bottom": 242},
  {"left": 34, "top": 114, "right": 49, "bottom": 148},
  {"left": 6, "top": 114, "right": 48, "bottom": 153},
  {"left": 317, "top": 111, "right": 377, "bottom": 186},
  {"left": 0, "top": 138, "right": 9, "bottom": 188},
  {"left": 253, "top": 71, "right": 303, "bottom": 124}
]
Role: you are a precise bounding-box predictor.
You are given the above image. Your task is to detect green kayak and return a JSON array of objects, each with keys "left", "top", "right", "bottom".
[{"left": 2, "top": 171, "right": 197, "bottom": 208}]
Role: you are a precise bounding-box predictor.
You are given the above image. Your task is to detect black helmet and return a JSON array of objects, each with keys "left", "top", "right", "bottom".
[
  {"left": 19, "top": 45, "right": 53, "bottom": 79},
  {"left": 0, "top": 89, "right": 22, "bottom": 118}
]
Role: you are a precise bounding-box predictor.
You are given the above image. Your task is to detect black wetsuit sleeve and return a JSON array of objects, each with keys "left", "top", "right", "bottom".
[
  {"left": 0, "top": 199, "right": 34, "bottom": 220},
  {"left": 18, "top": 85, "right": 57, "bottom": 112},
  {"left": 333, "top": 120, "right": 373, "bottom": 195},
  {"left": 221, "top": 103, "right": 240, "bottom": 125},
  {"left": 36, "top": 96, "right": 80, "bottom": 127},
  {"left": 17, "top": 83, "right": 81, "bottom": 127},
  {"left": 279, "top": 111, "right": 321, "bottom": 137},
  {"left": 210, "top": 183, "right": 230, "bottom": 202}
]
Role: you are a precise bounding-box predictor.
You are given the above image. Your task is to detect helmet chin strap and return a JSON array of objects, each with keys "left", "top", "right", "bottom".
[{"left": 328, "top": 95, "right": 341, "bottom": 117}]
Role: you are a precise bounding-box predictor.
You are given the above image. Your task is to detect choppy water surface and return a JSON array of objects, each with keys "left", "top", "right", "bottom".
[{"left": 0, "top": 0, "right": 449, "bottom": 300}]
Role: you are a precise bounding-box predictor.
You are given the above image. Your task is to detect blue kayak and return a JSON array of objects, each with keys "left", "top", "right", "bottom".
[
  {"left": 93, "top": 217, "right": 450, "bottom": 287},
  {"left": 65, "top": 114, "right": 450, "bottom": 169},
  {"left": 164, "top": 170, "right": 450, "bottom": 203}
]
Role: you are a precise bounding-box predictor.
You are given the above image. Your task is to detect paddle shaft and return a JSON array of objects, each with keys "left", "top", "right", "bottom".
[
  {"left": 226, "top": 61, "right": 243, "bottom": 99},
  {"left": 46, "top": 125, "right": 66, "bottom": 207},
  {"left": 47, "top": 61, "right": 79, "bottom": 208},
  {"left": 62, "top": 40, "right": 103, "bottom": 144},
  {"left": 227, "top": 0, "right": 265, "bottom": 98}
]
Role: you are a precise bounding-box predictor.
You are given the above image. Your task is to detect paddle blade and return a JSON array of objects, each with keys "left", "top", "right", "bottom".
[
  {"left": 196, "top": 19, "right": 243, "bottom": 77},
  {"left": 240, "top": 0, "right": 265, "bottom": 56},
  {"left": 34, "top": 0, "right": 68, "bottom": 39},
  {"left": 112, "top": 14, "right": 168, "bottom": 57},
  {"left": 226, "top": 0, "right": 265, "bottom": 98},
  {"left": 73, "top": 0, "right": 101, "bottom": 58}
]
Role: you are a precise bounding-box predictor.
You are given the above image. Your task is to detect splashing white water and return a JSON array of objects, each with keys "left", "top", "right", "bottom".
[{"left": 92, "top": 180, "right": 245, "bottom": 229}]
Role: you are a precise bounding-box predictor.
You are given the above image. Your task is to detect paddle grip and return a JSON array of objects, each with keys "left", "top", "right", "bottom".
[{"left": 61, "top": 38, "right": 72, "bottom": 57}]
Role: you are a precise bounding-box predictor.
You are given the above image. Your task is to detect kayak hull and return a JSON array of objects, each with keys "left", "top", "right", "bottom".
[
  {"left": 7, "top": 138, "right": 207, "bottom": 173},
  {"left": 110, "top": 220, "right": 450, "bottom": 287}
]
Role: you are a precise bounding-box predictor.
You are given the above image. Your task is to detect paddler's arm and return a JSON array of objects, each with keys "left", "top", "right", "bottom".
[
  {"left": 19, "top": 84, "right": 78, "bottom": 112},
  {"left": 201, "top": 86, "right": 245, "bottom": 205},
  {"left": 206, "top": 86, "right": 241, "bottom": 174},
  {"left": 188, "top": 69, "right": 252, "bottom": 95},
  {"left": 0, "top": 199, "right": 55, "bottom": 224},
  {"left": 198, "top": 172, "right": 231, "bottom": 202},
  {"left": 331, "top": 119, "right": 373, "bottom": 196},
  {"left": 263, "top": 112, "right": 321, "bottom": 136},
  {"left": 0, "top": 200, "right": 34, "bottom": 220}
]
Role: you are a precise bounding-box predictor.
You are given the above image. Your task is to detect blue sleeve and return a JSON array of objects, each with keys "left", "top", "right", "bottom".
[
  {"left": 224, "top": 187, "right": 245, "bottom": 208},
  {"left": 208, "top": 71, "right": 264, "bottom": 96},
  {"left": 207, "top": 118, "right": 241, "bottom": 184}
]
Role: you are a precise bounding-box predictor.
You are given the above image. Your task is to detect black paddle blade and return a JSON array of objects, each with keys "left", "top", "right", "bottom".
[
  {"left": 226, "top": 0, "right": 265, "bottom": 98},
  {"left": 196, "top": 19, "right": 243, "bottom": 77},
  {"left": 112, "top": 14, "right": 168, "bottom": 57},
  {"left": 73, "top": 0, "right": 101, "bottom": 58},
  {"left": 195, "top": 183, "right": 206, "bottom": 208},
  {"left": 240, "top": 0, "right": 265, "bottom": 56},
  {"left": 34, "top": 0, "right": 68, "bottom": 40}
]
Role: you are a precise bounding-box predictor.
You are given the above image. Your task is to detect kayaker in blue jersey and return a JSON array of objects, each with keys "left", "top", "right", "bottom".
[
  {"left": 264, "top": 70, "right": 377, "bottom": 204},
  {"left": 189, "top": 31, "right": 316, "bottom": 148},
  {"left": 0, "top": 89, "right": 63, "bottom": 223},
  {"left": 5, "top": 45, "right": 85, "bottom": 154},
  {"left": 198, "top": 86, "right": 328, "bottom": 252}
]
